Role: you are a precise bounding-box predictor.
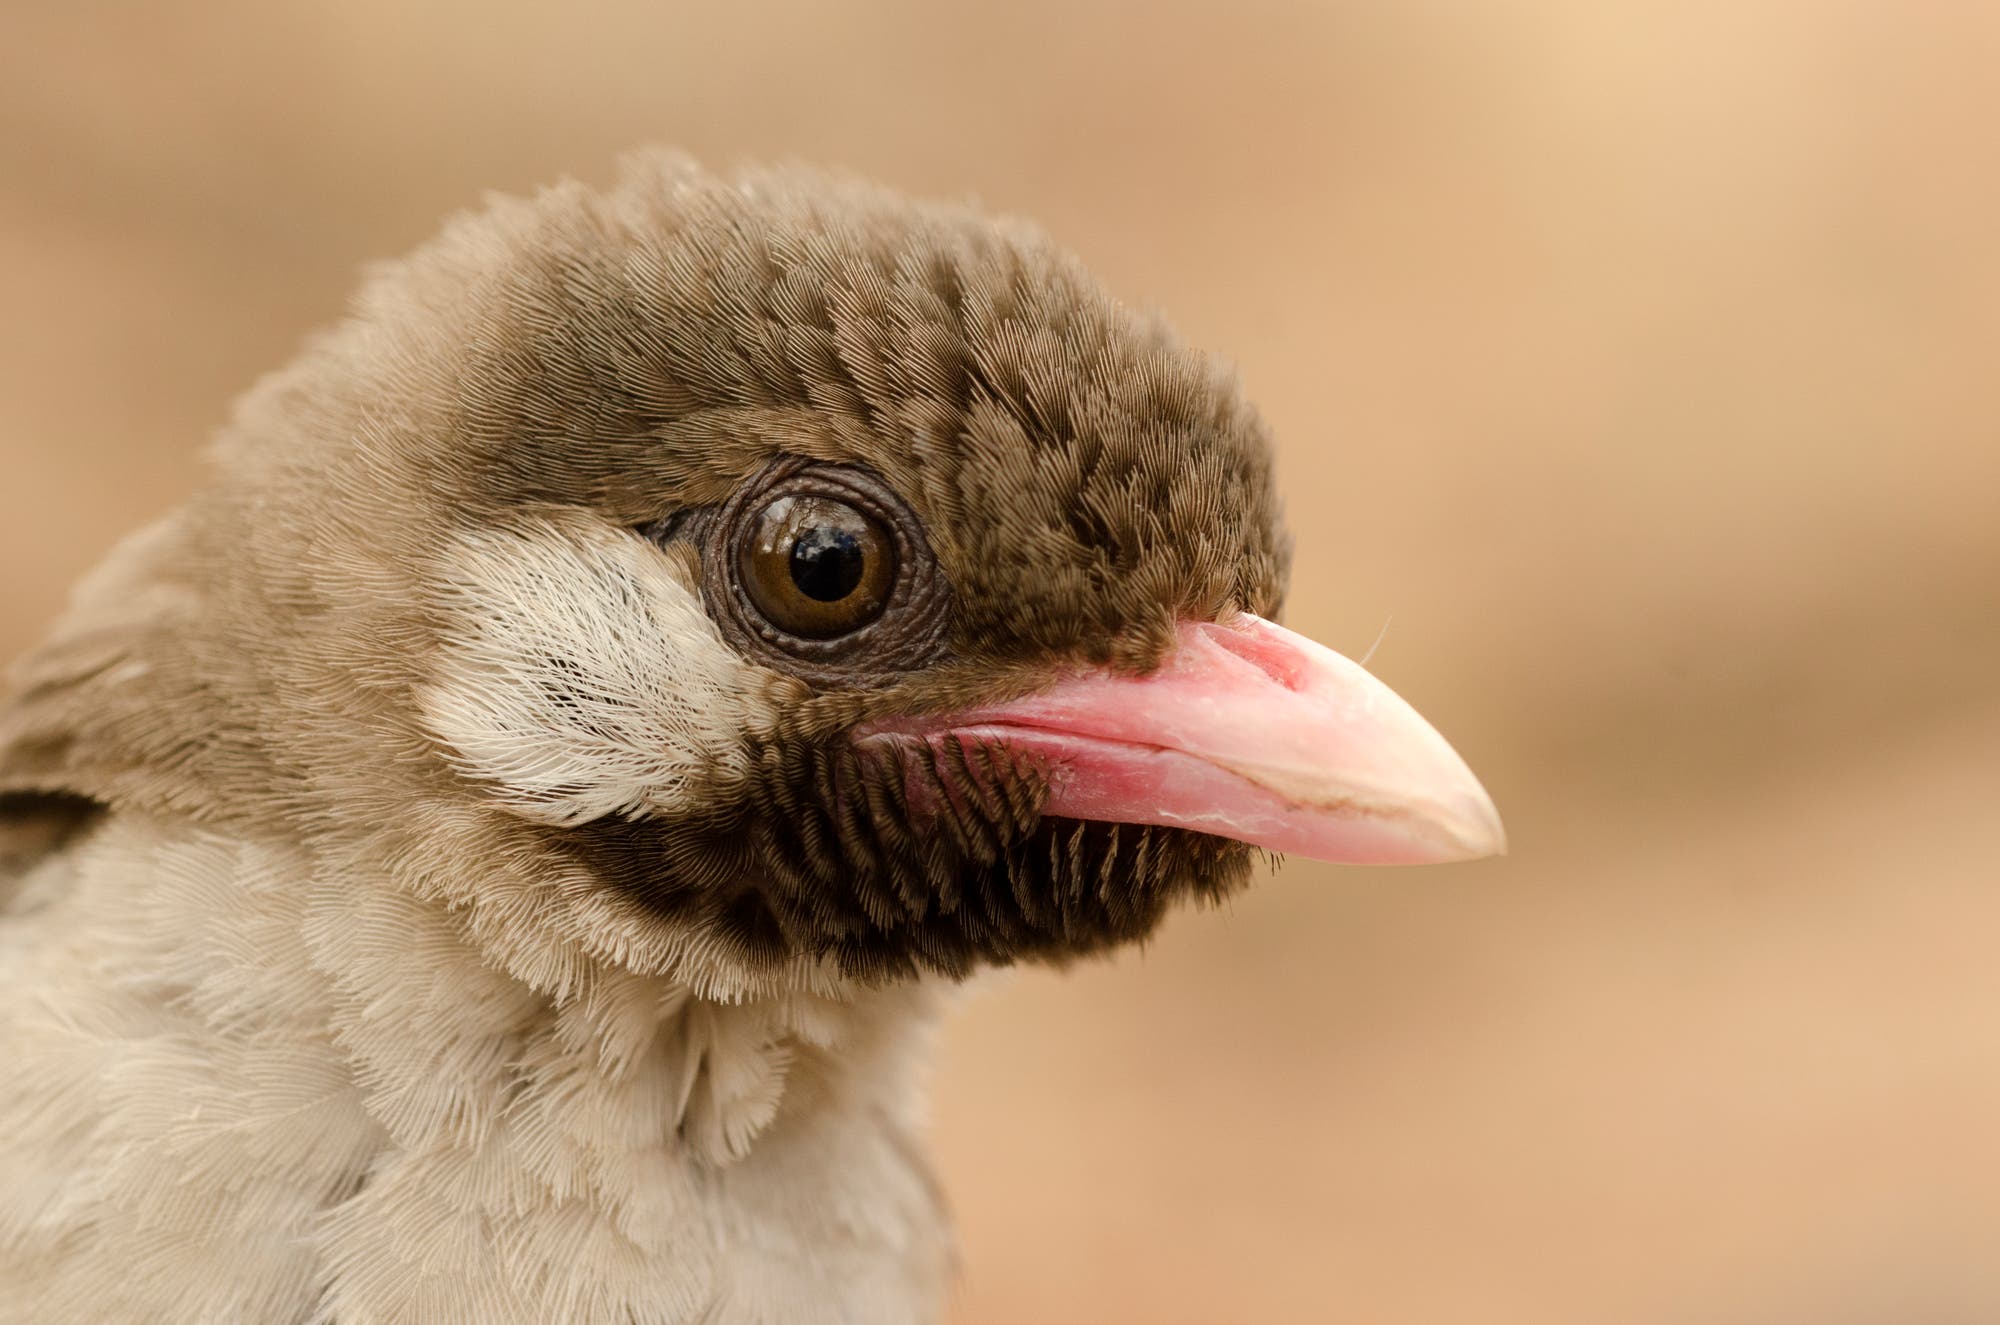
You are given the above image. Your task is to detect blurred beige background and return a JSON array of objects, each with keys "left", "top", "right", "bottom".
[{"left": 4, "top": 2, "right": 1997, "bottom": 1321}]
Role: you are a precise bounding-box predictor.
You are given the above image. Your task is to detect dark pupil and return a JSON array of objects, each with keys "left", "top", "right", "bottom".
[{"left": 789, "top": 526, "right": 866, "bottom": 602}]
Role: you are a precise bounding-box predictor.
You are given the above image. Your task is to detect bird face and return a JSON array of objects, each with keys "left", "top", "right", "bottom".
[
  {"left": 417, "top": 446, "right": 1277, "bottom": 985},
  {"left": 20, "top": 156, "right": 1498, "bottom": 994}
]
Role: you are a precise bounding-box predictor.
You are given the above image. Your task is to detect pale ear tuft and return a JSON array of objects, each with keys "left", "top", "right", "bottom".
[{"left": 418, "top": 514, "right": 776, "bottom": 827}]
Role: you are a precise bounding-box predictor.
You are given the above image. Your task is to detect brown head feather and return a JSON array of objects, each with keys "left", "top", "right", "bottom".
[{"left": 0, "top": 152, "right": 1291, "bottom": 993}]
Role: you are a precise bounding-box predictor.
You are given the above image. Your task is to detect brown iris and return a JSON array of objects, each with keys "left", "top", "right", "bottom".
[
  {"left": 663, "top": 456, "right": 953, "bottom": 685},
  {"left": 739, "top": 495, "right": 896, "bottom": 638}
]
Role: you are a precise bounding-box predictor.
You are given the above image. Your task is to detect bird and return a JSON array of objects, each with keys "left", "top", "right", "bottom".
[{"left": 0, "top": 153, "right": 1503, "bottom": 1324}]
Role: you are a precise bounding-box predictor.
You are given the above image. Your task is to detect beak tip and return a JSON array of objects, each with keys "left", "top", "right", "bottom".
[
  {"left": 1447, "top": 789, "right": 1508, "bottom": 862},
  {"left": 1368, "top": 780, "right": 1503, "bottom": 866},
  {"left": 1465, "top": 821, "right": 1509, "bottom": 862}
]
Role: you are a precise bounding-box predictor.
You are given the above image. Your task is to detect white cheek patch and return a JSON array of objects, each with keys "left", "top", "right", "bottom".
[{"left": 420, "top": 517, "right": 774, "bottom": 826}]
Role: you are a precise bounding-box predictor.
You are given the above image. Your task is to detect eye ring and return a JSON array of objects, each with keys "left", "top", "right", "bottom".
[{"left": 695, "top": 457, "right": 953, "bottom": 686}]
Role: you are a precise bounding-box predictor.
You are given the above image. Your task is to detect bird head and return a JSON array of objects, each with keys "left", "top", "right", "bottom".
[{"left": 0, "top": 155, "right": 1502, "bottom": 998}]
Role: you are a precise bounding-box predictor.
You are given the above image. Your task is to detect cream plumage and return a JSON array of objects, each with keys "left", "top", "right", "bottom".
[{"left": 0, "top": 153, "right": 1501, "bottom": 1323}]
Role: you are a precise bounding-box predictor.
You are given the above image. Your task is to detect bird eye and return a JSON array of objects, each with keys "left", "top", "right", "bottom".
[
  {"left": 658, "top": 457, "right": 953, "bottom": 686},
  {"left": 739, "top": 495, "right": 895, "bottom": 638}
]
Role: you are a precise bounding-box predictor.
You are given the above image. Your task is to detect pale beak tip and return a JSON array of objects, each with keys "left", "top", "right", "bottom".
[{"left": 1433, "top": 783, "right": 1507, "bottom": 862}]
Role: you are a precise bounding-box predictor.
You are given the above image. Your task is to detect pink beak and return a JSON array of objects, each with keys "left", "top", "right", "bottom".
[{"left": 859, "top": 614, "right": 1505, "bottom": 865}]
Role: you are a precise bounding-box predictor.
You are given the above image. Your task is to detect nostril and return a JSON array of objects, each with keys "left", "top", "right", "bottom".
[{"left": 1196, "top": 618, "right": 1311, "bottom": 692}]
